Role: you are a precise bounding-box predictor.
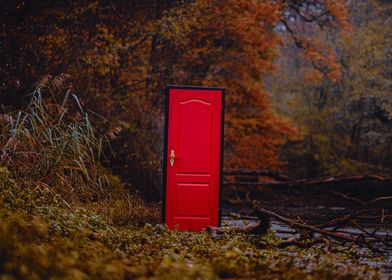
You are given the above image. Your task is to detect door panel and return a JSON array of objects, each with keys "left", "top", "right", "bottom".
[
  {"left": 164, "top": 87, "right": 224, "bottom": 231},
  {"left": 177, "top": 99, "right": 212, "bottom": 174},
  {"left": 176, "top": 183, "right": 210, "bottom": 217}
]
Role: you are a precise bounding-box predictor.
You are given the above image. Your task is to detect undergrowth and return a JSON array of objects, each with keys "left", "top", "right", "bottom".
[{"left": 0, "top": 166, "right": 380, "bottom": 279}]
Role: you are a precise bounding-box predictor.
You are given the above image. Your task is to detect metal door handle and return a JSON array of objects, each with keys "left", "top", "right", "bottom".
[{"left": 170, "top": 150, "right": 175, "bottom": 167}]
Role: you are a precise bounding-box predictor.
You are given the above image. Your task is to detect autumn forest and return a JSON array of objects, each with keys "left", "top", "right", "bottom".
[{"left": 1, "top": 0, "right": 392, "bottom": 279}]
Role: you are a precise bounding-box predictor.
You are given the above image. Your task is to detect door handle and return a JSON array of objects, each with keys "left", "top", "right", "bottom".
[{"left": 170, "top": 150, "right": 175, "bottom": 167}]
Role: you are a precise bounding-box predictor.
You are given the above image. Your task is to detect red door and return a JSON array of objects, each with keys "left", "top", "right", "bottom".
[{"left": 164, "top": 86, "right": 224, "bottom": 231}]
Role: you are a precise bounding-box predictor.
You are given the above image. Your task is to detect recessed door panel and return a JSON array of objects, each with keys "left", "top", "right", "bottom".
[
  {"left": 178, "top": 99, "right": 212, "bottom": 174},
  {"left": 164, "top": 86, "right": 224, "bottom": 232},
  {"left": 176, "top": 183, "right": 210, "bottom": 217}
]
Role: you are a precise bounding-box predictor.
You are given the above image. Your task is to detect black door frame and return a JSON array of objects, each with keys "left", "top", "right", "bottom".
[{"left": 162, "top": 85, "right": 226, "bottom": 227}]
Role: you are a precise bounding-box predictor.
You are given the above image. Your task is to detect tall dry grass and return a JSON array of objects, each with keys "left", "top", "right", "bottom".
[{"left": 0, "top": 81, "right": 111, "bottom": 202}]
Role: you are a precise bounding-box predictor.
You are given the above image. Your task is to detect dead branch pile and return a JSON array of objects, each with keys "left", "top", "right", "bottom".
[
  {"left": 254, "top": 199, "right": 392, "bottom": 252},
  {"left": 210, "top": 197, "right": 392, "bottom": 253},
  {"left": 216, "top": 170, "right": 392, "bottom": 252}
]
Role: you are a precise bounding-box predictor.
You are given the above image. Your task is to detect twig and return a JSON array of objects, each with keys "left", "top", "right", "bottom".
[{"left": 328, "top": 190, "right": 366, "bottom": 206}]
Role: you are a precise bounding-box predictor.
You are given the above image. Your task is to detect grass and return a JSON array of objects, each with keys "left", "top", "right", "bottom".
[{"left": 0, "top": 83, "right": 111, "bottom": 202}]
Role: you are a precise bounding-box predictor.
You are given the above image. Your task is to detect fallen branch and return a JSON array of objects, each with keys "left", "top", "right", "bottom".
[
  {"left": 328, "top": 190, "right": 367, "bottom": 206},
  {"left": 251, "top": 200, "right": 391, "bottom": 252}
]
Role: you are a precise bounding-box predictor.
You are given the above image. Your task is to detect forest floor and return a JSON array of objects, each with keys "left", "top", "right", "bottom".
[{"left": 0, "top": 167, "right": 386, "bottom": 280}]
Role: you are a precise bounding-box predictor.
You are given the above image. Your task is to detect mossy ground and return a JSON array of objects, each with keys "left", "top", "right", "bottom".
[{"left": 0, "top": 167, "right": 382, "bottom": 279}]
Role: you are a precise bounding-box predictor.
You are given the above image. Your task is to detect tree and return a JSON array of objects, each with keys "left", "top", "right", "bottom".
[
  {"left": 270, "top": 0, "right": 392, "bottom": 177},
  {"left": 0, "top": 0, "right": 350, "bottom": 197}
]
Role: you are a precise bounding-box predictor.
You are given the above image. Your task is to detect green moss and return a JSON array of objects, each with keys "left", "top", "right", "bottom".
[{"left": 0, "top": 169, "right": 382, "bottom": 279}]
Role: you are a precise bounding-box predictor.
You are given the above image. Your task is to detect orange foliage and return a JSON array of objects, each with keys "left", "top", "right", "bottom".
[
  {"left": 0, "top": 0, "right": 349, "bottom": 194},
  {"left": 325, "top": 0, "right": 351, "bottom": 31},
  {"left": 282, "top": 0, "right": 350, "bottom": 85}
]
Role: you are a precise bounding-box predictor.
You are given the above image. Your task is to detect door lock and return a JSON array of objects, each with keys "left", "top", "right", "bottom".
[{"left": 170, "top": 150, "right": 175, "bottom": 167}]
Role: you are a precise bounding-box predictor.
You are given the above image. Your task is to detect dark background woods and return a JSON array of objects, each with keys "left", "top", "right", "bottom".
[{"left": 0, "top": 0, "right": 391, "bottom": 199}]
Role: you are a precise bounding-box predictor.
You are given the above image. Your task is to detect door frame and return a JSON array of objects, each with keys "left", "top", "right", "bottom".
[{"left": 162, "top": 85, "right": 225, "bottom": 227}]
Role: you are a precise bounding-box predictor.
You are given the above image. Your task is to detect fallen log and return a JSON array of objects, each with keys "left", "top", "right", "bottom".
[
  {"left": 223, "top": 169, "right": 291, "bottom": 182},
  {"left": 223, "top": 174, "right": 392, "bottom": 188}
]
